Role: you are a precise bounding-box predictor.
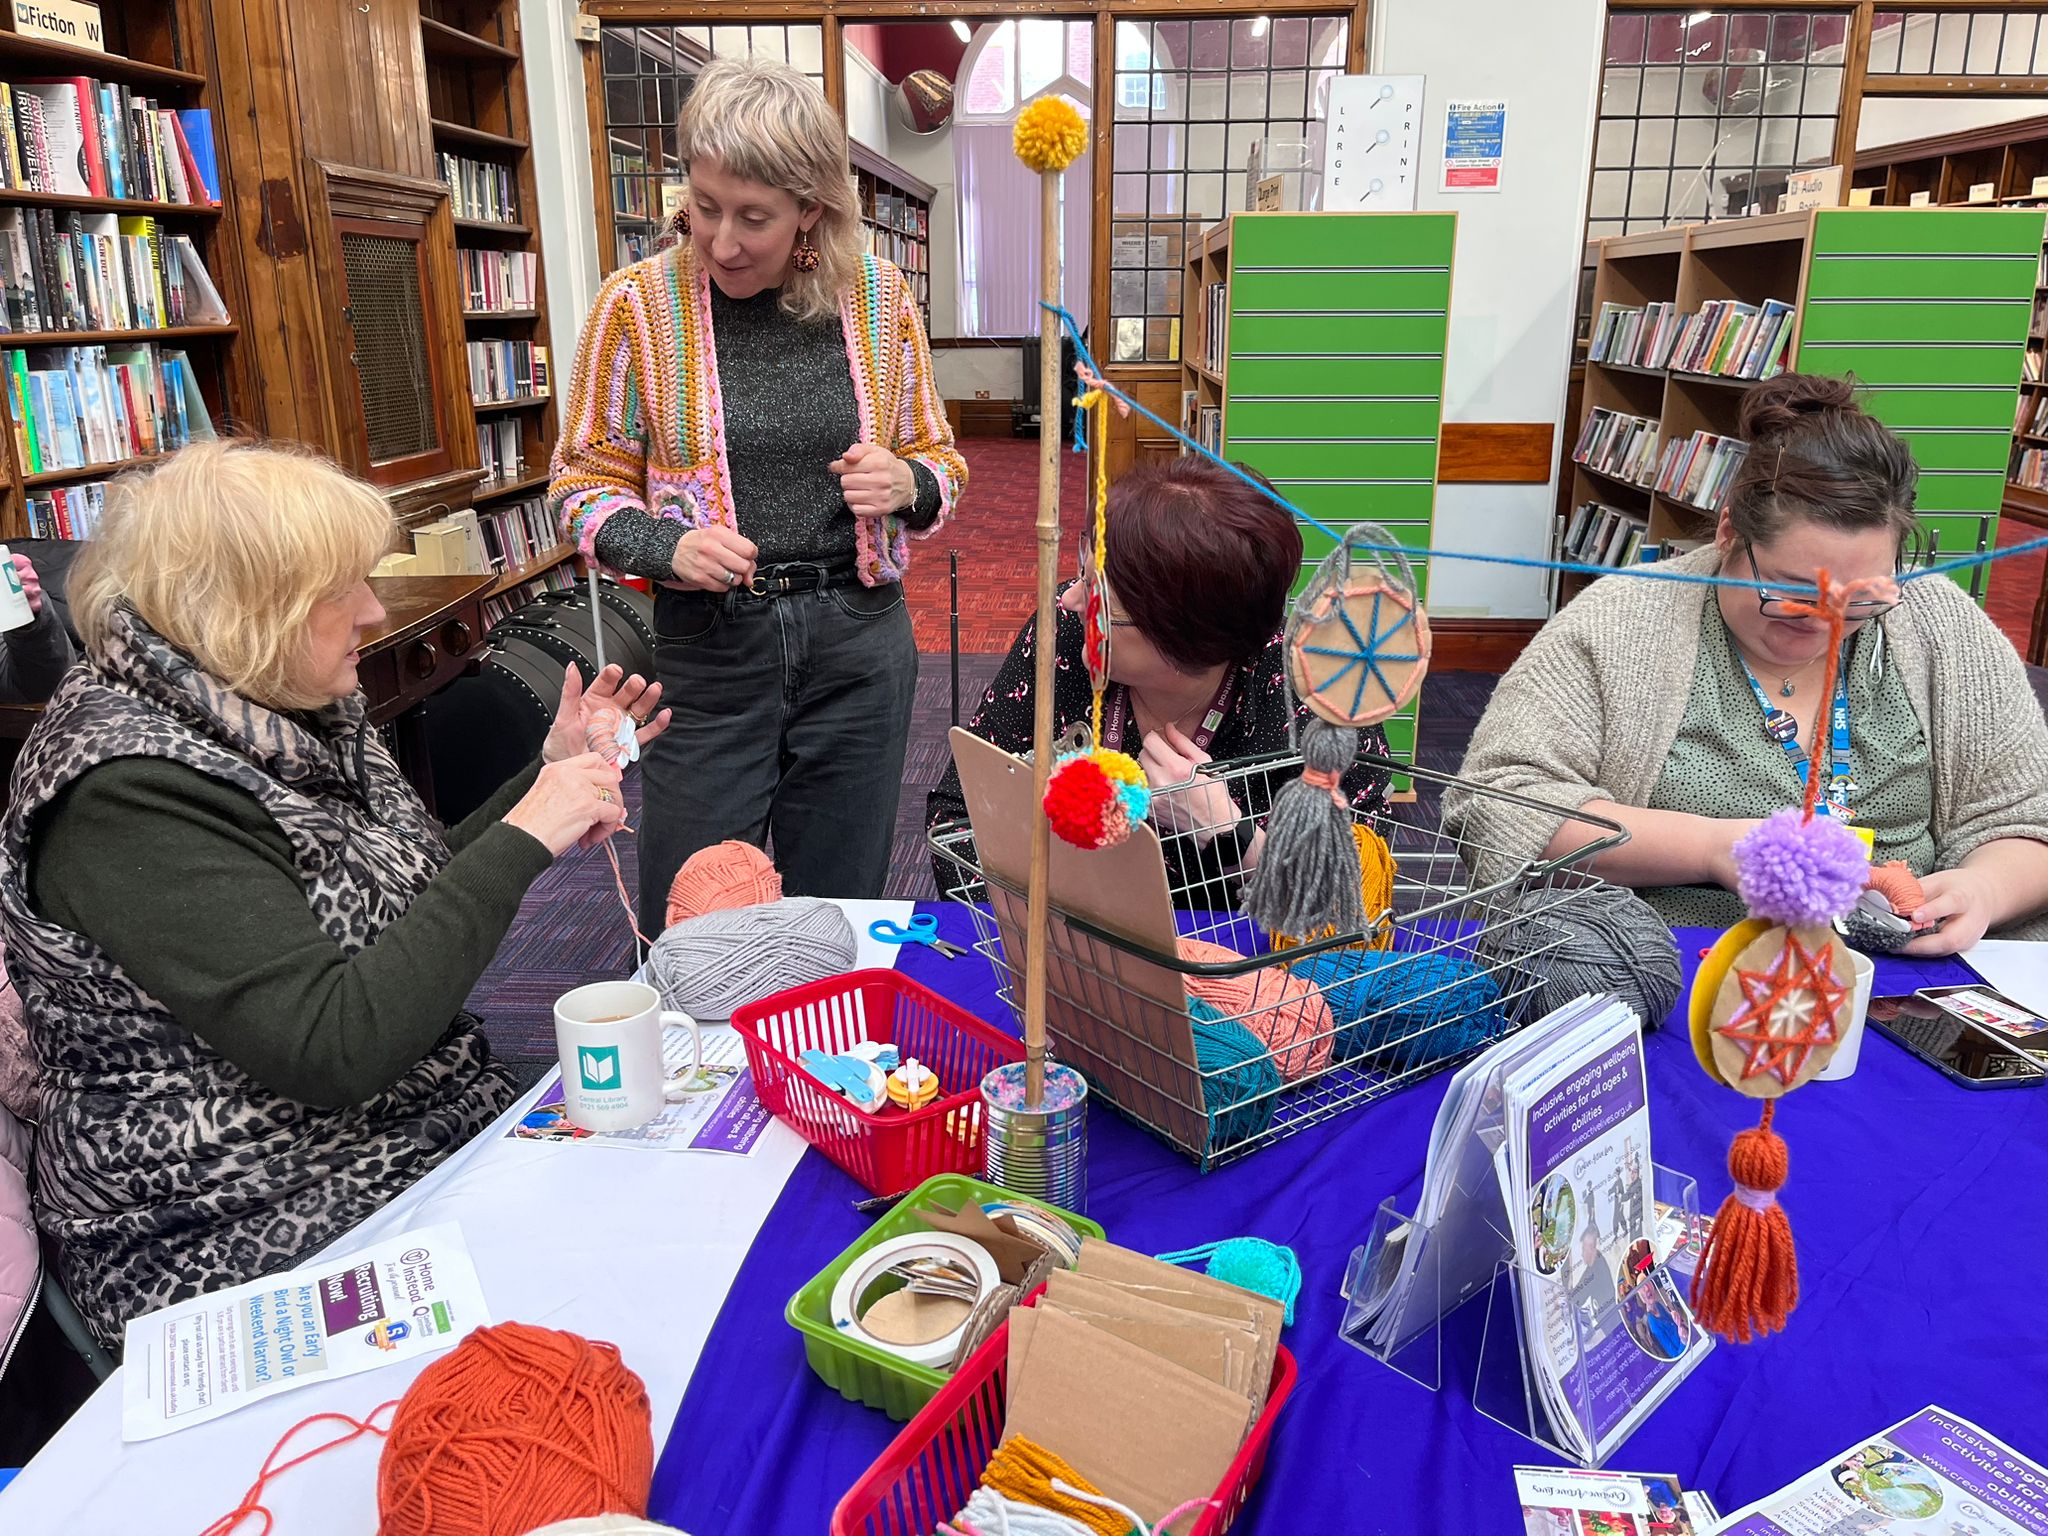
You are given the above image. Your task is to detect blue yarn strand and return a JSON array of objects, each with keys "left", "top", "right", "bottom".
[
  {"left": 1157, "top": 1237, "right": 1304, "bottom": 1326},
  {"left": 1035, "top": 300, "right": 2048, "bottom": 602},
  {"left": 1189, "top": 999, "right": 1281, "bottom": 1150}
]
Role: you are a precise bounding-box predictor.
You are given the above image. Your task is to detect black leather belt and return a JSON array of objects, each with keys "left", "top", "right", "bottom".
[{"left": 737, "top": 561, "right": 860, "bottom": 598}]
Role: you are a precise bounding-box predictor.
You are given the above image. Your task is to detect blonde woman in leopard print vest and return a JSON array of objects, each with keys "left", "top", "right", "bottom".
[{"left": 0, "top": 441, "right": 670, "bottom": 1350}]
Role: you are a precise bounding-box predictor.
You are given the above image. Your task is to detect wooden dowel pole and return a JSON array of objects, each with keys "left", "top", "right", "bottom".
[{"left": 1024, "top": 167, "right": 1062, "bottom": 1109}]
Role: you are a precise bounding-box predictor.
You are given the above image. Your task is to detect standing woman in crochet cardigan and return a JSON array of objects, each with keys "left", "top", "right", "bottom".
[
  {"left": 552, "top": 56, "right": 965, "bottom": 925},
  {"left": 1448, "top": 372, "right": 2048, "bottom": 955}
]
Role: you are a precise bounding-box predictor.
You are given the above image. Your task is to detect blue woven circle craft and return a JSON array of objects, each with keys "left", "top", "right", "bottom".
[
  {"left": 1190, "top": 1000, "right": 1282, "bottom": 1148},
  {"left": 1289, "top": 948, "right": 1507, "bottom": 1070}
]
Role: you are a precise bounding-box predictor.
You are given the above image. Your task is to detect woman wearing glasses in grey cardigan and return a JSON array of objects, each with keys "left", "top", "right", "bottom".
[{"left": 1448, "top": 372, "right": 2048, "bottom": 956}]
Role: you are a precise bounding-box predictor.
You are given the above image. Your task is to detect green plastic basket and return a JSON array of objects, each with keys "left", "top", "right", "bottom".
[{"left": 786, "top": 1173, "right": 1104, "bottom": 1421}]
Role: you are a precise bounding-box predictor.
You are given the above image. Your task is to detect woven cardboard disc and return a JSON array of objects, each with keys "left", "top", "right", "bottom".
[
  {"left": 1287, "top": 571, "right": 1432, "bottom": 728},
  {"left": 1689, "top": 917, "right": 1770, "bottom": 1085},
  {"left": 1707, "top": 922, "right": 1851, "bottom": 1098}
]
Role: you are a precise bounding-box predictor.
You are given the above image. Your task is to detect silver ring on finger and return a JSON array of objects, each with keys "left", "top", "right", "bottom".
[{"left": 724, "top": 568, "right": 739, "bottom": 587}]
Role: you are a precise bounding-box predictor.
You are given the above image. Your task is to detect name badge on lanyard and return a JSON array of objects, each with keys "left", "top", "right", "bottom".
[{"left": 1740, "top": 659, "right": 1856, "bottom": 823}]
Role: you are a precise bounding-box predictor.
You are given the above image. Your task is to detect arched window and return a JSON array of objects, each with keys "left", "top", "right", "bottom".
[{"left": 954, "top": 20, "right": 1094, "bottom": 337}]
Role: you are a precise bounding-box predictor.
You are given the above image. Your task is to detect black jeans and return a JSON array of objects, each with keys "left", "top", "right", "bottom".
[{"left": 639, "top": 578, "right": 917, "bottom": 930}]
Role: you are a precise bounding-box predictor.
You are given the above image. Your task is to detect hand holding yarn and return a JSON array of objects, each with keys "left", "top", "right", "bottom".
[
  {"left": 670, "top": 524, "right": 760, "bottom": 592},
  {"left": 830, "top": 441, "right": 917, "bottom": 518},
  {"left": 1140, "top": 724, "right": 1240, "bottom": 845},
  {"left": 544, "top": 662, "right": 670, "bottom": 766},
  {"left": 1898, "top": 864, "right": 1997, "bottom": 957},
  {"left": 505, "top": 754, "right": 627, "bottom": 856}
]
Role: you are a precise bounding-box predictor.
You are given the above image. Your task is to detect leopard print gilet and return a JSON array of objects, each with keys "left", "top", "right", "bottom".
[{"left": 0, "top": 606, "right": 513, "bottom": 1349}]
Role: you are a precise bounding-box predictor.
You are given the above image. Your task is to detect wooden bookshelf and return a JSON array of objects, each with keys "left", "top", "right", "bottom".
[
  {"left": 1177, "top": 210, "right": 1456, "bottom": 774},
  {"left": 0, "top": 3, "right": 237, "bottom": 541},
  {"left": 422, "top": 0, "right": 562, "bottom": 587},
  {"left": 1562, "top": 207, "right": 2042, "bottom": 609},
  {"left": 850, "top": 140, "right": 933, "bottom": 332},
  {"left": 1853, "top": 116, "right": 2048, "bottom": 526}
]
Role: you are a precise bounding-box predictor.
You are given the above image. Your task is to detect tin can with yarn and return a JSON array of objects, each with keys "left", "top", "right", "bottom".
[{"left": 978, "top": 1062, "right": 1088, "bottom": 1211}]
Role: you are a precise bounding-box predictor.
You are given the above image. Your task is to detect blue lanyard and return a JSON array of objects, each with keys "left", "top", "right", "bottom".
[{"left": 1737, "top": 654, "right": 1855, "bottom": 820}]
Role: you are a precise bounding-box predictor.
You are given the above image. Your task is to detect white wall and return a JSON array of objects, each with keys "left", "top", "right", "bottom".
[
  {"left": 1375, "top": 0, "right": 1608, "bottom": 618},
  {"left": 520, "top": 0, "right": 602, "bottom": 363},
  {"left": 843, "top": 43, "right": 891, "bottom": 157}
]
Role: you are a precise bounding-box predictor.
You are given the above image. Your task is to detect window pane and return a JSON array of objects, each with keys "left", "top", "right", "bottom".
[
  {"left": 1191, "top": 73, "right": 1226, "bottom": 121},
  {"left": 1603, "top": 67, "right": 1641, "bottom": 117},
  {"left": 1595, "top": 119, "right": 1635, "bottom": 169},
  {"left": 1270, "top": 70, "right": 1308, "bottom": 120},
  {"left": 1152, "top": 20, "right": 1190, "bottom": 69},
  {"left": 1068, "top": 21, "right": 1093, "bottom": 83},
  {"left": 1115, "top": 21, "right": 1151, "bottom": 71},
  {"left": 1606, "top": 14, "right": 1646, "bottom": 65},
  {"left": 711, "top": 26, "right": 747, "bottom": 59},
  {"left": 1230, "top": 72, "right": 1268, "bottom": 119},
  {"left": 1272, "top": 16, "right": 1311, "bottom": 69},
  {"left": 1115, "top": 71, "right": 1151, "bottom": 120},
  {"left": 1113, "top": 172, "right": 1147, "bottom": 215},
  {"left": 1591, "top": 169, "right": 1629, "bottom": 219},
  {"left": 788, "top": 25, "right": 822, "bottom": 75},
  {"left": 1020, "top": 18, "right": 1062, "bottom": 99},
  {"left": 1640, "top": 66, "right": 1681, "bottom": 115},
  {"left": 1187, "top": 172, "right": 1225, "bottom": 220}
]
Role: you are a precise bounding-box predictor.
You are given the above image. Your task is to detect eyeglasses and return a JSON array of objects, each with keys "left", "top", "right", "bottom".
[{"left": 1744, "top": 541, "right": 1901, "bottom": 621}]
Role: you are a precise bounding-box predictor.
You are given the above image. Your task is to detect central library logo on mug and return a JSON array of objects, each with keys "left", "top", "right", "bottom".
[{"left": 577, "top": 1046, "right": 621, "bottom": 1092}]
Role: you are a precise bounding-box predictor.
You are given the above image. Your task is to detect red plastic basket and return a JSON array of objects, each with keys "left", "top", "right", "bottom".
[
  {"left": 730, "top": 969, "right": 1024, "bottom": 1197},
  {"left": 830, "top": 1299, "right": 1297, "bottom": 1536}
]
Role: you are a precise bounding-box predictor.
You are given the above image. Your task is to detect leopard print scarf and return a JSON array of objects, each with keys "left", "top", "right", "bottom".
[{"left": 0, "top": 605, "right": 513, "bottom": 1349}]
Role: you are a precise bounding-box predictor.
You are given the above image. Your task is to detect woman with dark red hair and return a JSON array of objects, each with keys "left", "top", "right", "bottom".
[{"left": 927, "top": 456, "right": 1392, "bottom": 901}]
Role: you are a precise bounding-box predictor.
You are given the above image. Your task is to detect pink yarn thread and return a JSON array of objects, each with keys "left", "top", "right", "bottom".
[
  {"left": 665, "top": 841, "right": 782, "bottom": 929},
  {"left": 1178, "top": 937, "right": 1335, "bottom": 1080}
]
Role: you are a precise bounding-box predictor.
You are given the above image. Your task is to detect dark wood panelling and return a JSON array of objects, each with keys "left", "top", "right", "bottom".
[
  {"left": 1430, "top": 618, "right": 1542, "bottom": 674},
  {"left": 1437, "top": 422, "right": 1556, "bottom": 484}
]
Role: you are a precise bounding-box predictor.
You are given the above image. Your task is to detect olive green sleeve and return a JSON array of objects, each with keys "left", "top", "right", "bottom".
[{"left": 30, "top": 756, "right": 552, "bottom": 1109}]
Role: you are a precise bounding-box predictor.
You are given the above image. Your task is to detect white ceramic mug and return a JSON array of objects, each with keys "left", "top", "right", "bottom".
[
  {"left": 1818, "top": 951, "right": 1876, "bottom": 1082},
  {"left": 553, "top": 979, "right": 703, "bottom": 1132},
  {"left": 0, "top": 547, "right": 34, "bottom": 634}
]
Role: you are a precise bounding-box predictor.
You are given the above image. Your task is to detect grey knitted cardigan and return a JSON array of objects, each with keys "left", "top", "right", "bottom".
[{"left": 1444, "top": 545, "right": 2048, "bottom": 940}]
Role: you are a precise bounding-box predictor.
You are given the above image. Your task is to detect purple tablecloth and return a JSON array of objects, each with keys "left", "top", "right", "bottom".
[{"left": 649, "top": 908, "right": 2048, "bottom": 1534}]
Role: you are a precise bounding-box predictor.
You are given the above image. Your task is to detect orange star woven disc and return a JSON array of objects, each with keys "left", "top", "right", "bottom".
[
  {"left": 1707, "top": 923, "right": 1852, "bottom": 1097},
  {"left": 1287, "top": 571, "right": 1432, "bottom": 729}
]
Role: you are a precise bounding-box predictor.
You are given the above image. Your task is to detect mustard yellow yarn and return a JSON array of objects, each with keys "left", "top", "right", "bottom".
[
  {"left": 980, "top": 1435, "right": 1128, "bottom": 1536},
  {"left": 1272, "top": 823, "right": 1396, "bottom": 953},
  {"left": 1013, "top": 97, "right": 1088, "bottom": 173}
]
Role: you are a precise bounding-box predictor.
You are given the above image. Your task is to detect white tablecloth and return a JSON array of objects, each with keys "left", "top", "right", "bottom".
[{"left": 0, "top": 899, "right": 915, "bottom": 1534}]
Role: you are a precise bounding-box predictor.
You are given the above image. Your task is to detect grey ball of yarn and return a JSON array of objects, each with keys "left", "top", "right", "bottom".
[
  {"left": 648, "top": 897, "right": 859, "bottom": 1021},
  {"left": 1478, "top": 882, "right": 1681, "bottom": 1032}
]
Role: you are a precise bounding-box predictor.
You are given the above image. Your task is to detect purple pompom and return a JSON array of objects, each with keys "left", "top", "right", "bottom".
[{"left": 1733, "top": 809, "right": 1868, "bottom": 927}]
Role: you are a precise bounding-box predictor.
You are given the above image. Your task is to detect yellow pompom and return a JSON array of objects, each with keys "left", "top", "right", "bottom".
[
  {"left": 1088, "top": 748, "right": 1147, "bottom": 788},
  {"left": 1012, "top": 96, "right": 1088, "bottom": 174}
]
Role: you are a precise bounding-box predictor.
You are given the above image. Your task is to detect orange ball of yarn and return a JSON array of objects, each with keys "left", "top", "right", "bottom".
[
  {"left": 377, "top": 1322, "right": 654, "bottom": 1536},
  {"left": 665, "top": 840, "right": 782, "bottom": 928},
  {"left": 1865, "top": 860, "right": 1927, "bottom": 919},
  {"left": 1178, "top": 937, "right": 1335, "bottom": 1080}
]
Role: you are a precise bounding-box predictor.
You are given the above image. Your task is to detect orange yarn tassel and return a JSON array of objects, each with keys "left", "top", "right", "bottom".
[{"left": 1689, "top": 1099, "right": 1799, "bottom": 1343}]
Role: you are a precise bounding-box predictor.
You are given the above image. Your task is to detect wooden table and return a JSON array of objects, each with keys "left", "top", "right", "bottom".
[{"left": 361, "top": 573, "right": 495, "bottom": 811}]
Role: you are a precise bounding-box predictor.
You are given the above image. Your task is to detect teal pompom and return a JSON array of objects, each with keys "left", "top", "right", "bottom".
[
  {"left": 1190, "top": 998, "right": 1281, "bottom": 1148},
  {"left": 1155, "top": 1236, "right": 1303, "bottom": 1325}
]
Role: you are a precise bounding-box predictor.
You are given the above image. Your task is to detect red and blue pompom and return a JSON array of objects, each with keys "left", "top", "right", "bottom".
[
  {"left": 1733, "top": 808, "right": 1868, "bottom": 928},
  {"left": 1044, "top": 748, "right": 1152, "bottom": 849}
]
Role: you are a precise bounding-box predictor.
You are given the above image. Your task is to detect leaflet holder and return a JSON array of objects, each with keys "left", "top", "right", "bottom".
[{"left": 1339, "top": 1162, "right": 1709, "bottom": 1469}]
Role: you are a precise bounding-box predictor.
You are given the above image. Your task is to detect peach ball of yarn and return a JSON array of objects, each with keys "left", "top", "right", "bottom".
[
  {"left": 665, "top": 840, "right": 782, "bottom": 929},
  {"left": 377, "top": 1321, "right": 654, "bottom": 1536},
  {"left": 1866, "top": 860, "right": 1928, "bottom": 919},
  {"left": 1177, "top": 937, "right": 1335, "bottom": 1080}
]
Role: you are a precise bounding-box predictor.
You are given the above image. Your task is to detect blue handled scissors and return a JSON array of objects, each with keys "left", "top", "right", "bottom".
[{"left": 869, "top": 913, "right": 967, "bottom": 960}]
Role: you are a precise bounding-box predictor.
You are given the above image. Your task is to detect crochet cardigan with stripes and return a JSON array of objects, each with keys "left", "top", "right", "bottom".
[{"left": 549, "top": 243, "right": 966, "bottom": 587}]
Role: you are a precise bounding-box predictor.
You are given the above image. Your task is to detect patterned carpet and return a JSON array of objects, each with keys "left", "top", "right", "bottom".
[
  {"left": 1987, "top": 513, "right": 2043, "bottom": 658},
  {"left": 904, "top": 435, "right": 1088, "bottom": 653},
  {"left": 463, "top": 659, "right": 1505, "bottom": 1063}
]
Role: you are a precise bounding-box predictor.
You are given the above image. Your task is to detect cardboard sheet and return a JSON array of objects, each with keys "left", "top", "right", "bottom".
[{"left": 1072, "top": 1240, "right": 1283, "bottom": 1415}]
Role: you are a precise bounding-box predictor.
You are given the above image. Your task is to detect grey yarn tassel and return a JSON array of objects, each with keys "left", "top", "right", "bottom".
[{"left": 1242, "top": 716, "right": 1367, "bottom": 938}]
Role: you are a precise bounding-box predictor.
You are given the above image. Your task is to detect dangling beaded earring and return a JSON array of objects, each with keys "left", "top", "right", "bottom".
[{"left": 791, "top": 226, "right": 821, "bottom": 273}]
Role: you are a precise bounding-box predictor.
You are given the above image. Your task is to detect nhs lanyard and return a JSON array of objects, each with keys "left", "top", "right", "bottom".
[{"left": 1737, "top": 658, "right": 1854, "bottom": 819}]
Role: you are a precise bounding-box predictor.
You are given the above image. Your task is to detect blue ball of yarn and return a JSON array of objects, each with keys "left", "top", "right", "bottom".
[
  {"left": 1289, "top": 948, "right": 1507, "bottom": 1070},
  {"left": 1189, "top": 999, "right": 1282, "bottom": 1149}
]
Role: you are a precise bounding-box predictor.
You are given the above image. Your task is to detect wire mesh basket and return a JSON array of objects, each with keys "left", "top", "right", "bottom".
[{"left": 929, "top": 749, "right": 1626, "bottom": 1171}]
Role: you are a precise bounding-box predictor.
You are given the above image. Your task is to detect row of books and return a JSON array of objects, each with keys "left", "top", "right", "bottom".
[
  {"left": 862, "top": 225, "right": 926, "bottom": 276},
  {"left": 481, "top": 563, "right": 575, "bottom": 630},
  {"left": 440, "top": 152, "right": 519, "bottom": 225},
  {"left": 1655, "top": 430, "right": 1749, "bottom": 513},
  {"left": 2014, "top": 446, "right": 2048, "bottom": 491},
  {"left": 2017, "top": 390, "right": 2048, "bottom": 438},
  {"left": 0, "top": 79, "right": 218, "bottom": 204},
  {"left": 459, "top": 248, "right": 538, "bottom": 313},
  {"left": 610, "top": 149, "right": 652, "bottom": 220},
  {"left": 1193, "top": 403, "right": 1223, "bottom": 455},
  {"left": 5, "top": 342, "right": 214, "bottom": 473},
  {"left": 1570, "top": 407, "right": 1661, "bottom": 487},
  {"left": 0, "top": 209, "right": 226, "bottom": 334},
  {"left": 1200, "top": 280, "right": 1227, "bottom": 373},
  {"left": 479, "top": 494, "right": 563, "bottom": 574},
  {"left": 860, "top": 189, "right": 925, "bottom": 238},
  {"left": 22, "top": 477, "right": 108, "bottom": 540},
  {"left": 2025, "top": 341, "right": 2043, "bottom": 384},
  {"left": 477, "top": 417, "right": 528, "bottom": 486},
  {"left": 468, "top": 339, "right": 548, "bottom": 405},
  {"left": 1562, "top": 500, "right": 1649, "bottom": 570},
  {"left": 1589, "top": 297, "right": 1793, "bottom": 380}
]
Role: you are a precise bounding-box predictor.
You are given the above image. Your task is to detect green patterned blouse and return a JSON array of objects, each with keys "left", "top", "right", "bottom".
[{"left": 1642, "top": 600, "right": 1935, "bottom": 928}]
